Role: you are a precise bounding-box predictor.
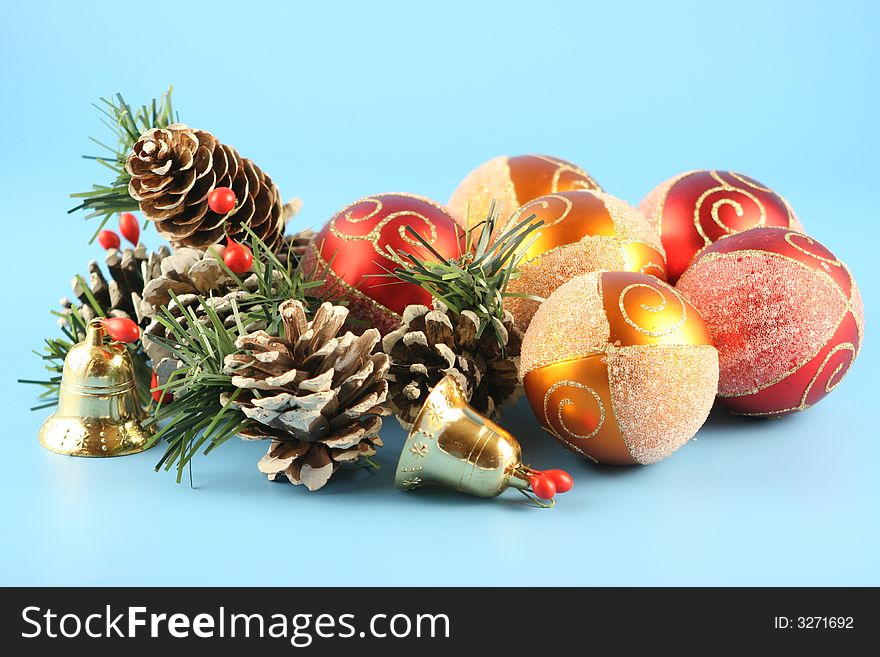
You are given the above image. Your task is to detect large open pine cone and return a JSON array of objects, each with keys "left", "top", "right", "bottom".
[
  {"left": 383, "top": 301, "right": 522, "bottom": 428},
  {"left": 60, "top": 244, "right": 170, "bottom": 329},
  {"left": 126, "top": 124, "right": 287, "bottom": 250},
  {"left": 222, "top": 300, "right": 390, "bottom": 491}
]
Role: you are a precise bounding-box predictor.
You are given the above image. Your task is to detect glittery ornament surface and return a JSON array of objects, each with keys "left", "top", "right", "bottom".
[
  {"left": 677, "top": 227, "right": 863, "bottom": 416},
  {"left": 520, "top": 272, "right": 610, "bottom": 376},
  {"left": 447, "top": 154, "right": 601, "bottom": 238},
  {"left": 609, "top": 344, "right": 718, "bottom": 464},
  {"left": 447, "top": 156, "right": 518, "bottom": 234},
  {"left": 521, "top": 272, "right": 718, "bottom": 465},
  {"left": 301, "top": 193, "right": 463, "bottom": 333},
  {"left": 503, "top": 190, "right": 666, "bottom": 330},
  {"left": 640, "top": 170, "right": 803, "bottom": 282}
]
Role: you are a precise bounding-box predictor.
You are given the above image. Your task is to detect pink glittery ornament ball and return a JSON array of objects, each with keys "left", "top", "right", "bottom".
[{"left": 676, "top": 227, "right": 864, "bottom": 416}]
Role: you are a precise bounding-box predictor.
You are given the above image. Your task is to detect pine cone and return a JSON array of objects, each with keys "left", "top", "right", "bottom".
[
  {"left": 222, "top": 300, "right": 389, "bottom": 491},
  {"left": 136, "top": 247, "right": 235, "bottom": 323},
  {"left": 60, "top": 244, "right": 170, "bottom": 328},
  {"left": 277, "top": 228, "right": 316, "bottom": 271},
  {"left": 383, "top": 301, "right": 522, "bottom": 428},
  {"left": 126, "top": 123, "right": 287, "bottom": 250},
  {"left": 143, "top": 281, "right": 268, "bottom": 365}
]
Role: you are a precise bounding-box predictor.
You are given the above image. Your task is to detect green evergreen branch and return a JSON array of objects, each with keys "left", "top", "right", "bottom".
[
  {"left": 145, "top": 296, "right": 248, "bottom": 483},
  {"left": 380, "top": 202, "right": 544, "bottom": 350},
  {"left": 19, "top": 295, "right": 152, "bottom": 409},
  {"left": 144, "top": 228, "right": 334, "bottom": 479},
  {"left": 69, "top": 87, "right": 177, "bottom": 241}
]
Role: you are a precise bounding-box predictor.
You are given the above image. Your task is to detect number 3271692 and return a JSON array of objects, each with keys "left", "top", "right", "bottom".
[{"left": 797, "top": 617, "right": 854, "bottom": 629}]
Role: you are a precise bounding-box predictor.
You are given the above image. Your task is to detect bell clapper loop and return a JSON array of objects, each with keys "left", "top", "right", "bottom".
[
  {"left": 516, "top": 488, "right": 557, "bottom": 509},
  {"left": 85, "top": 318, "right": 107, "bottom": 346},
  {"left": 512, "top": 464, "right": 557, "bottom": 509}
]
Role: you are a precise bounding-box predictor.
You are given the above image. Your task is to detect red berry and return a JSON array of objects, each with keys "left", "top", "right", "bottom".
[
  {"left": 543, "top": 469, "right": 574, "bottom": 494},
  {"left": 529, "top": 473, "right": 557, "bottom": 500},
  {"left": 119, "top": 212, "right": 140, "bottom": 245},
  {"left": 208, "top": 187, "right": 237, "bottom": 214},
  {"left": 101, "top": 317, "right": 140, "bottom": 344},
  {"left": 151, "top": 371, "right": 172, "bottom": 404},
  {"left": 98, "top": 230, "right": 121, "bottom": 250},
  {"left": 224, "top": 240, "right": 253, "bottom": 274}
]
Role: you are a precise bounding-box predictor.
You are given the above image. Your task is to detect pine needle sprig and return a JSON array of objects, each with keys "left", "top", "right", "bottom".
[
  {"left": 69, "top": 87, "right": 177, "bottom": 241},
  {"left": 382, "top": 202, "right": 544, "bottom": 350},
  {"left": 146, "top": 228, "right": 334, "bottom": 480},
  {"left": 19, "top": 289, "right": 152, "bottom": 409},
  {"left": 146, "top": 294, "right": 249, "bottom": 482},
  {"left": 207, "top": 226, "right": 334, "bottom": 331}
]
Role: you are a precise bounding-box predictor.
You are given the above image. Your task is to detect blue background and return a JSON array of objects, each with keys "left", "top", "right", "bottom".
[{"left": 1, "top": 0, "right": 877, "bottom": 586}]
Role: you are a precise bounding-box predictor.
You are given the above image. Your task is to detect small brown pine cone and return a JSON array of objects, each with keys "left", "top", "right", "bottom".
[
  {"left": 222, "top": 300, "right": 390, "bottom": 491},
  {"left": 126, "top": 124, "right": 287, "bottom": 250},
  {"left": 277, "top": 228, "right": 316, "bottom": 271},
  {"left": 60, "top": 244, "right": 170, "bottom": 329},
  {"left": 136, "top": 247, "right": 236, "bottom": 323},
  {"left": 382, "top": 301, "right": 522, "bottom": 429}
]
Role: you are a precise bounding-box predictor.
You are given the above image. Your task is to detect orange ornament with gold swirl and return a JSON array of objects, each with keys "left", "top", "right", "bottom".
[
  {"left": 520, "top": 272, "right": 718, "bottom": 465},
  {"left": 639, "top": 170, "right": 803, "bottom": 282},
  {"left": 447, "top": 154, "right": 602, "bottom": 239},
  {"left": 501, "top": 190, "right": 667, "bottom": 331},
  {"left": 300, "top": 193, "right": 463, "bottom": 334}
]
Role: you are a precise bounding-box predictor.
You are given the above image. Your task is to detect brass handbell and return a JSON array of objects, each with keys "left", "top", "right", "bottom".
[
  {"left": 395, "top": 375, "right": 531, "bottom": 498},
  {"left": 38, "top": 319, "right": 155, "bottom": 457}
]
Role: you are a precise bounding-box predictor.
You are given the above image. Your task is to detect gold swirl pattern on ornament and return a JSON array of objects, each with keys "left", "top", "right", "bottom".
[
  {"left": 617, "top": 282, "right": 687, "bottom": 337},
  {"left": 692, "top": 171, "right": 766, "bottom": 245},
  {"left": 727, "top": 172, "right": 799, "bottom": 226},
  {"left": 736, "top": 341, "right": 856, "bottom": 416},
  {"left": 329, "top": 197, "right": 440, "bottom": 263},
  {"left": 639, "top": 261, "right": 666, "bottom": 277},
  {"left": 543, "top": 380, "right": 605, "bottom": 441},
  {"left": 783, "top": 231, "right": 842, "bottom": 268},
  {"left": 533, "top": 155, "right": 601, "bottom": 192},
  {"left": 728, "top": 171, "right": 774, "bottom": 193},
  {"left": 818, "top": 343, "right": 857, "bottom": 394},
  {"left": 516, "top": 193, "right": 574, "bottom": 230}
]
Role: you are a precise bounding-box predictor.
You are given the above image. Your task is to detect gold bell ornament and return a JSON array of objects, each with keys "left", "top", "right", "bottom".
[
  {"left": 38, "top": 318, "right": 155, "bottom": 457},
  {"left": 395, "top": 376, "right": 573, "bottom": 506}
]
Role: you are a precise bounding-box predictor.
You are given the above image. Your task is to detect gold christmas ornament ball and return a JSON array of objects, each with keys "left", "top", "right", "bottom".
[
  {"left": 520, "top": 272, "right": 719, "bottom": 465},
  {"left": 447, "top": 154, "right": 602, "bottom": 238},
  {"left": 502, "top": 190, "right": 667, "bottom": 331}
]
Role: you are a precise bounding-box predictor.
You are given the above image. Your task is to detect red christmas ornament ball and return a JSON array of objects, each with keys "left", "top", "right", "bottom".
[
  {"left": 676, "top": 227, "right": 864, "bottom": 416},
  {"left": 301, "top": 193, "right": 463, "bottom": 333},
  {"left": 640, "top": 170, "right": 803, "bottom": 282}
]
